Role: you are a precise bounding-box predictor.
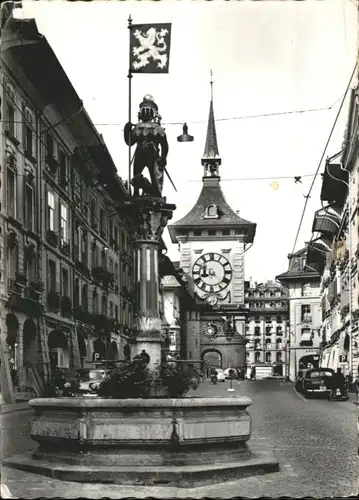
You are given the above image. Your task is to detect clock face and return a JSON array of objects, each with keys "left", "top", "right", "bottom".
[
  {"left": 202, "top": 321, "right": 220, "bottom": 339},
  {"left": 192, "top": 252, "right": 232, "bottom": 293}
]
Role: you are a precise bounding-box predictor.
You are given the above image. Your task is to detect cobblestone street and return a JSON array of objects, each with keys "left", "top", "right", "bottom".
[{"left": 1, "top": 380, "right": 358, "bottom": 498}]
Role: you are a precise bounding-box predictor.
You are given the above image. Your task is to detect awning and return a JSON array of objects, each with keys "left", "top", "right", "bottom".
[
  {"left": 312, "top": 209, "right": 340, "bottom": 237},
  {"left": 320, "top": 162, "right": 348, "bottom": 205},
  {"left": 306, "top": 238, "right": 331, "bottom": 273}
]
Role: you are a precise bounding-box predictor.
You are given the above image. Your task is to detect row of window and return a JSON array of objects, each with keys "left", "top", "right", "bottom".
[
  {"left": 248, "top": 315, "right": 285, "bottom": 323},
  {"left": 248, "top": 340, "right": 284, "bottom": 348},
  {"left": 177, "top": 229, "right": 246, "bottom": 237},
  {"left": 249, "top": 302, "right": 287, "bottom": 309},
  {"left": 245, "top": 291, "right": 285, "bottom": 298},
  {"left": 247, "top": 326, "right": 283, "bottom": 334},
  {"left": 249, "top": 352, "right": 283, "bottom": 363},
  {"left": 47, "top": 262, "right": 122, "bottom": 319},
  {"left": 4, "top": 82, "right": 128, "bottom": 252}
]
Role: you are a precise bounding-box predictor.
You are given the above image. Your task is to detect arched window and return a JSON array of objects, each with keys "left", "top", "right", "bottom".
[
  {"left": 301, "top": 283, "right": 311, "bottom": 297},
  {"left": 265, "top": 352, "right": 272, "bottom": 363},
  {"left": 276, "top": 352, "right": 282, "bottom": 362},
  {"left": 205, "top": 204, "right": 218, "bottom": 218},
  {"left": 255, "top": 351, "right": 260, "bottom": 362}
]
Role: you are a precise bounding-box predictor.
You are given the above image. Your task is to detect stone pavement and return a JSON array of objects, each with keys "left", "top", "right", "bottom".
[{"left": 1, "top": 380, "right": 358, "bottom": 498}]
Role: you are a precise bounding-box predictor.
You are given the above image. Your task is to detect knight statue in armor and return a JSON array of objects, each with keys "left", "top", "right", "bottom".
[{"left": 124, "top": 95, "right": 169, "bottom": 198}]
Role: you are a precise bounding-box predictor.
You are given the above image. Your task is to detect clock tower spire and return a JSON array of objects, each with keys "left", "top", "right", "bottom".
[{"left": 202, "top": 71, "right": 221, "bottom": 179}]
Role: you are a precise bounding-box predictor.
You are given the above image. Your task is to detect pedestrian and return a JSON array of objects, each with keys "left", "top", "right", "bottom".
[
  {"left": 336, "top": 368, "right": 345, "bottom": 397},
  {"left": 347, "top": 372, "right": 353, "bottom": 392},
  {"left": 329, "top": 368, "right": 345, "bottom": 400},
  {"left": 140, "top": 349, "right": 150, "bottom": 365}
]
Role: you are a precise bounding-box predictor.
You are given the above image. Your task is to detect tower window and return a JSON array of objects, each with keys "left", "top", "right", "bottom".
[
  {"left": 208, "top": 230, "right": 216, "bottom": 236},
  {"left": 222, "top": 229, "right": 230, "bottom": 236},
  {"left": 193, "top": 230, "right": 201, "bottom": 236},
  {"left": 205, "top": 204, "right": 218, "bottom": 219}
]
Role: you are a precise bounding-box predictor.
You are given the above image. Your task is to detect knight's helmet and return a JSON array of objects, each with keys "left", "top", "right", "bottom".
[{"left": 138, "top": 95, "right": 158, "bottom": 122}]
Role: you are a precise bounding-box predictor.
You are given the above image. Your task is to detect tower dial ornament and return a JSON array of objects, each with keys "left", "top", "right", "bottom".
[
  {"left": 202, "top": 321, "right": 220, "bottom": 339},
  {"left": 192, "top": 253, "right": 233, "bottom": 293}
]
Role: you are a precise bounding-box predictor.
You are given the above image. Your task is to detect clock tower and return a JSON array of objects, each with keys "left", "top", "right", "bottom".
[{"left": 168, "top": 84, "right": 256, "bottom": 370}]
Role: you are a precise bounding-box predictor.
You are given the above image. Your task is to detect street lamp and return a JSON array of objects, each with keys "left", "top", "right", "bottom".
[{"left": 177, "top": 123, "right": 194, "bottom": 142}]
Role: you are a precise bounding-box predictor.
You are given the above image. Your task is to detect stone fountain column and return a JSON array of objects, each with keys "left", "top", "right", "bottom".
[{"left": 130, "top": 198, "right": 175, "bottom": 372}]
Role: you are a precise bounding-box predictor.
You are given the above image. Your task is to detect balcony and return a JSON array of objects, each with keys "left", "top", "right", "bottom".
[
  {"left": 121, "top": 285, "right": 136, "bottom": 304},
  {"left": 46, "top": 229, "right": 58, "bottom": 247},
  {"left": 312, "top": 209, "right": 340, "bottom": 237},
  {"left": 92, "top": 267, "right": 114, "bottom": 288},
  {"left": 75, "top": 260, "right": 91, "bottom": 279},
  {"left": 60, "top": 240, "right": 70, "bottom": 256},
  {"left": 26, "top": 280, "right": 44, "bottom": 301},
  {"left": 6, "top": 278, "right": 42, "bottom": 317},
  {"left": 91, "top": 313, "right": 112, "bottom": 336},
  {"left": 73, "top": 306, "right": 91, "bottom": 324},
  {"left": 47, "top": 291, "right": 60, "bottom": 312},
  {"left": 61, "top": 296, "right": 72, "bottom": 318},
  {"left": 15, "top": 272, "right": 27, "bottom": 287}
]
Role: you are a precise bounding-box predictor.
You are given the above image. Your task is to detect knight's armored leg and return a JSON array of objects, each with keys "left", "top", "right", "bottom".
[{"left": 149, "top": 161, "right": 161, "bottom": 197}]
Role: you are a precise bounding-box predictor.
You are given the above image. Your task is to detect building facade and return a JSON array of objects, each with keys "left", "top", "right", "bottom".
[
  {"left": 244, "top": 280, "right": 289, "bottom": 378},
  {"left": 1, "top": 16, "right": 134, "bottom": 400},
  {"left": 276, "top": 248, "right": 322, "bottom": 381},
  {"left": 168, "top": 92, "right": 256, "bottom": 370},
  {"left": 312, "top": 87, "right": 359, "bottom": 380}
]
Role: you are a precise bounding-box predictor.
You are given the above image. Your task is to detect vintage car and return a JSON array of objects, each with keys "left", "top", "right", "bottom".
[
  {"left": 299, "top": 367, "right": 335, "bottom": 397},
  {"left": 76, "top": 368, "right": 110, "bottom": 396}
]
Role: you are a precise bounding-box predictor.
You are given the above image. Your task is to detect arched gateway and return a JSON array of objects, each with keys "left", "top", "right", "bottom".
[{"left": 201, "top": 349, "right": 223, "bottom": 369}]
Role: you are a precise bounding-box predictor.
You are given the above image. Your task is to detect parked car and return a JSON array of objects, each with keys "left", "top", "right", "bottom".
[
  {"left": 76, "top": 368, "right": 110, "bottom": 396},
  {"left": 300, "top": 368, "right": 335, "bottom": 397}
]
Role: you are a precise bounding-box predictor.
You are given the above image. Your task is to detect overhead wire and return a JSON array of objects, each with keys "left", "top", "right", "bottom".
[{"left": 0, "top": 93, "right": 344, "bottom": 128}]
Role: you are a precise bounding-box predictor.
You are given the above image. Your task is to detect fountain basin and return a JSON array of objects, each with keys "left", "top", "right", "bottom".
[{"left": 4, "top": 396, "right": 279, "bottom": 485}]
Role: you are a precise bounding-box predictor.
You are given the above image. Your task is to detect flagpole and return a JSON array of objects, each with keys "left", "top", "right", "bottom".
[{"left": 127, "top": 14, "right": 133, "bottom": 196}]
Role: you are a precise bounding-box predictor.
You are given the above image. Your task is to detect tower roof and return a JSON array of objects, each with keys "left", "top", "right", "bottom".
[
  {"left": 168, "top": 177, "right": 256, "bottom": 243},
  {"left": 201, "top": 99, "right": 221, "bottom": 166}
]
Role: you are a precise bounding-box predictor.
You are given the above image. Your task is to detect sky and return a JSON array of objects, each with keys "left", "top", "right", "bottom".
[{"left": 18, "top": 0, "right": 358, "bottom": 282}]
